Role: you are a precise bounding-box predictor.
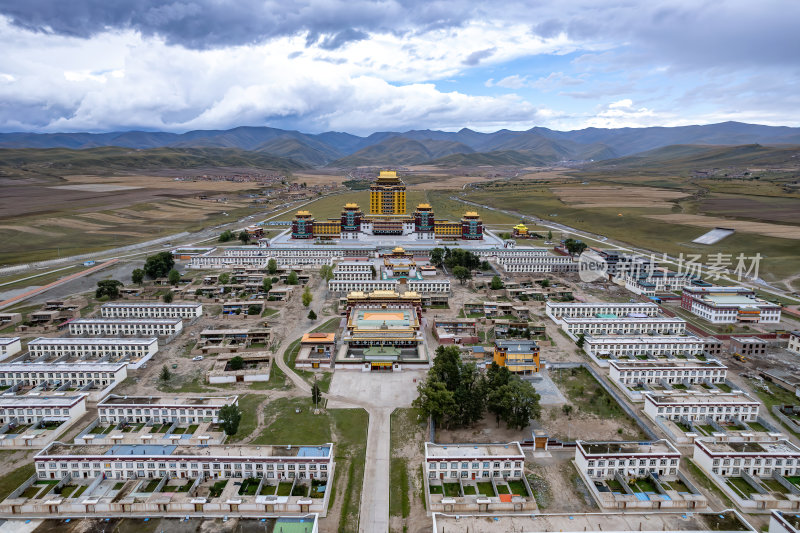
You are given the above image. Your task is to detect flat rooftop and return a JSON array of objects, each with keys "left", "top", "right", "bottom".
[
  {"left": 586, "top": 335, "right": 702, "bottom": 344},
  {"left": 0, "top": 337, "right": 20, "bottom": 345},
  {"left": 69, "top": 318, "right": 182, "bottom": 325},
  {"left": 351, "top": 308, "right": 414, "bottom": 329},
  {"left": 701, "top": 440, "right": 800, "bottom": 455},
  {"left": 432, "top": 510, "right": 755, "bottom": 533},
  {"left": 610, "top": 359, "right": 725, "bottom": 369},
  {"left": 41, "top": 442, "right": 332, "bottom": 459},
  {"left": 547, "top": 302, "right": 659, "bottom": 308},
  {"left": 29, "top": 337, "right": 158, "bottom": 346},
  {"left": 102, "top": 302, "right": 201, "bottom": 308},
  {"left": 646, "top": 391, "right": 756, "bottom": 405},
  {"left": 0, "top": 395, "right": 85, "bottom": 407},
  {"left": 579, "top": 440, "right": 678, "bottom": 456},
  {"left": 562, "top": 316, "right": 684, "bottom": 323},
  {"left": 425, "top": 442, "right": 524, "bottom": 459},
  {"left": 0, "top": 361, "right": 127, "bottom": 372},
  {"left": 98, "top": 395, "right": 237, "bottom": 407}
]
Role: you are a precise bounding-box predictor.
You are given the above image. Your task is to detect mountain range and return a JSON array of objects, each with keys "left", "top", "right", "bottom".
[{"left": 1, "top": 122, "right": 799, "bottom": 168}]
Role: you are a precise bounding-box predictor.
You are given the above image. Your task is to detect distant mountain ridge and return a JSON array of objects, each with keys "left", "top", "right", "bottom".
[{"left": 1, "top": 121, "right": 799, "bottom": 168}]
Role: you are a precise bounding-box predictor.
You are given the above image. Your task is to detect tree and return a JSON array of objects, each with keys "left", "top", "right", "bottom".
[
  {"left": 412, "top": 379, "right": 456, "bottom": 428},
  {"left": 95, "top": 279, "right": 123, "bottom": 299},
  {"left": 319, "top": 265, "right": 334, "bottom": 282},
  {"left": 564, "top": 238, "right": 587, "bottom": 257},
  {"left": 219, "top": 404, "right": 242, "bottom": 436},
  {"left": 267, "top": 258, "right": 278, "bottom": 275},
  {"left": 131, "top": 268, "right": 145, "bottom": 285},
  {"left": 311, "top": 381, "right": 322, "bottom": 407},
  {"left": 539, "top": 278, "right": 550, "bottom": 288},
  {"left": 487, "top": 379, "right": 541, "bottom": 430},
  {"left": 501, "top": 232, "right": 511, "bottom": 240},
  {"left": 562, "top": 404, "right": 574, "bottom": 416},
  {"left": 262, "top": 277, "right": 273, "bottom": 294},
  {"left": 370, "top": 265, "right": 377, "bottom": 279},
  {"left": 576, "top": 333, "right": 586, "bottom": 348},
  {"left": 219, "top": 230, "right": 234, "bottom": 242},
  {"left": 480, "top": 260, "right": 490, "bottom": 271},
  {"left": 163, "top": 291, "right": 174, "bottom": 303},
  {"left": 287, "top": 271, "right": 299, "bottom": 285},
  {"left": 490, "top": 275, "right": 504, "bottom": 290},
  {"left": 308, "top": 309, "right": 317, "bottom": 320},
  {"left": 229, "top": 356, "right": 244, "bottom": 370},
  {"left": 429, "top": 248, "right": 445, "bottom": 268},
  {"left": 452, "top": 266, "right": 471, "bottom": 284},
  {"left": 238, "top": 230, "right": 250, "bottom": 244},
  {"left": 218, "top": 273, "right": 230, "bottom": 285},
  {"left": 160, "top": 365, "right": 171, "bottom": 382},
  {"left": 143, "top": 252, "right": 175, "bottom": 279},
  {"left": 302, "top": 286, "right": 313, "bottom": 307},
  {"left": 168, "top": 268, "right": 181, "bottom": 286},
  {"left": 547, "top": 230, "right": 553, "bottom": 240}
]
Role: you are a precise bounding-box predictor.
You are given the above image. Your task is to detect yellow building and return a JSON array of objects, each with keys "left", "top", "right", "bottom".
[
  {"left": 492, "top": 340, "right": 540, "bottom": 375},
  {"left": 370, "top": 170, "right": 406, "bottom": 216}
]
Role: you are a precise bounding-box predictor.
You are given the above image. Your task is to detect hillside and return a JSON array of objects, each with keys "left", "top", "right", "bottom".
[
  {"left": 424, "top": 150, "right": 553, "bottom": 167},
  {"left": 2, "top": 121, "right": 800, "bottom": 168},
  {"left": 586, "top": 144, "right": 800, "bottom": 171},
  {"left": 326, "top": 136, "right": 474, "bottom": 167},
  {"left": 0, "top": 146, "right": 307, "bottom": 176}
]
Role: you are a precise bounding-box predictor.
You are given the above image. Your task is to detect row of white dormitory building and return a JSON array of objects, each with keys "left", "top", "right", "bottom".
[
  {"left": 34, "top": 442, "right": 334, "bottom": 481},
  {"left": 0, "top": 394, "right": 87, "bottom": 425},
  {"left": 0, "top": 362, "right": 126, "bottom": 396},
  {"left": 609, "top": 359, "right": 727, "bottom": 385},
  {"left": 67, "top": 317, "right": 183, "bottom": 337},
  {"left": 424, "top": 442, "right": 526, "bottom": 480},
  {"left": 559, "top": 316, "right": 687, "bottom": 337},
  {"left": 546, "top": 301, "right": 661, "bottom": 319},
  {"left": 643, "top": 391, "right": 761, "bottom": 423},
  {"left": 575, "top": 440, "right": 682, "bottom": 480},
  {"left": 328, "top": 278, "right": 451, "bottom": 295},
  {"left": 26, "top": 337, "right": 158, "bottom": 369},
  {"left": 584, "top": 335, "right": 705, "bottom": 357},
  {"left": 97, "top": 394, "right": 238, "bottom": 424},
  {"left": 0, "top": 337, "right": 22, "bottom": 360},
  {"left": 100, "top": 302, "right": 203, "bottom": 319}
]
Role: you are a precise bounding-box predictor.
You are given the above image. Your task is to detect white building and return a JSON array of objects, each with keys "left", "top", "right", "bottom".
[
  {"left": 100, "top": 302, "right": 203, "bottom": 319},
  {"left": 644, "top": 391, "right": 760, "bottom": 423},
  {"left": 424, "top": 442, "right": 525, "bottom": 480},
  {"left": 561, "top": 316, "right": 686, "bottom": 337},
  {"left": 0, "top": 337, "right": 22, "bottom": 360},
  {"left": 584, "top": 335, "right": 705, "bottom": 358},
  {"left": 27, "top": 337, "right": 158, "bottom": 369},
  {"left": 693, "top": 439, "right": 800, "bottom": 479},
  {"left": 770, "top": 511, "right": 800, "bottom": 533},
  {"left": 681, "top": 286, "right": 782, "bottom": 324},
  {"left": 620, "top": 269, "right": 697, "bottom": 296},
  {"left": 789, "top": 332, "right": 800, "bottom": 356},
  {"left": 67, "top": 318, "right": 183, "bottom": 338},
  {"left": 0, "top": 394, "right": 87, "bottom": 426},
  {"left": 546, "top": 302, "right": 661, "bottom": 320},
  {"left": 0, "top": 362, "right": 127, "bottom": 400},
  {"left": 575, "top": 440, "right": 681, "bottom": 480},
  {"left": 328, "top": 278, "right": 450, "bottom": 295},
  {"left": 97, "top": 395, "right": 238, "bottom": 424},
  {"left": 495, "top": 254, "right": 577, "bottom": 273},
  {"left": 610, "top": 359, "right": 727, "bottom": 386},
  {"left": 34, "top": 441, "right": 334, "bottom": 481}
]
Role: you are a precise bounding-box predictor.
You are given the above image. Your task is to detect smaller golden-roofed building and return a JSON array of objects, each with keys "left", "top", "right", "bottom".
[{"left": 298, "top": 332, "right": 337, "bottom": 369}]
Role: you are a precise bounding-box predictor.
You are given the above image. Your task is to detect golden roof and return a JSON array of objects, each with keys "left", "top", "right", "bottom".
[
  {"left": 416, "top": 203, "right": 432, "bottom": 209},
  {"left": 392, "top": 247, "right": 406, "bottom": 253},
  {"left": 344, "top": 203, "right": 360, "bottom": 208},
  {"left": 296, "top": 210, "right": 312, "bottom": 216},
  {"left": 463, "top": 211, "right": 479, "bottom": 217}
]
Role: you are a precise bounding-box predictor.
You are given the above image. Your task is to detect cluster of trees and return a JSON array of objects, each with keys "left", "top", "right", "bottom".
[
  {"left": 563, "top": 238, "right": 587, "bottom": 256},
  {"left": 319, "top": 264, "right": 334, "bottom": 282},
  {"left": 220, "top": 229, "right": 251, "bottom": 244},
  {"left": 429, "top": 248, "right": 490, "bottom": 285},
  {"left": 218, "top": 404, "right": 242, "bottom": 436},
  {"left": 412, "top": 346, "right": 541, "bottom": 430},
  {"left": 144, "top": 252, "right": 175, "bottom": 279},
  {"left": 95, "top": 279, "right": 123, "bottom": 299}
]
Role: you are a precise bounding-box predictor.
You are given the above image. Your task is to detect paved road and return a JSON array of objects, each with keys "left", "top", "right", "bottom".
[{"left": 358, "top": 407, "right": 390, "bottom": 533}]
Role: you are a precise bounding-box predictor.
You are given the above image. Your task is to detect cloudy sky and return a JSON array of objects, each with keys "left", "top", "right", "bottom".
[{"left": 0, "top": 0, "right": 798, "bottom": 134}]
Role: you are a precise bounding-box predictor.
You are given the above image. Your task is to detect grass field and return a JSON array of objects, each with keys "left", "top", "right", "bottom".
[
  {"left": 226, "top": 394, "right": 264, "bottom": 442},
  {"left": 463, "top": 181, "right": 800, "bottom": 282},
  {"left": 389, "top": 408, "right": 421, "bottom": 521},
  {"left": 252, "top": 397, "right": 368, "bottom": 533}
]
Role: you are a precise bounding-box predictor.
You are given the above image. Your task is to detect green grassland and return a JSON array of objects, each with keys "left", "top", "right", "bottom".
[
  {"left": 463, "top": 181, "right": 800, "bottom": 282},
  {"left": 253, "top": 397, "right": 368, "bottom": 533}
]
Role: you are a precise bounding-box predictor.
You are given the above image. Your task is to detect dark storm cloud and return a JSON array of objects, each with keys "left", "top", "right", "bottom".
[{"left": 0, "top": 0, "right": 469, "bottom": 49}]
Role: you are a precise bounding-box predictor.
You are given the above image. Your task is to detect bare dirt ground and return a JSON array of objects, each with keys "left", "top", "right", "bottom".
[
  {"left": 645, "top": 213, "right": 800, "bottom": 239},
  {"left": 63, "top": 174, "right": 265, "bottom": 192},
  {"left": 551, "top": 185, "right": 688, "bottom": 208},
  {"left": 526, "top": 453, "right": 597, "bottom": 512},
  {"left": 435, "top": 414, "right": 531, "bottom": 443},
  {"left": 539, "top": 406, "right": 642, "bottom": 441}
]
